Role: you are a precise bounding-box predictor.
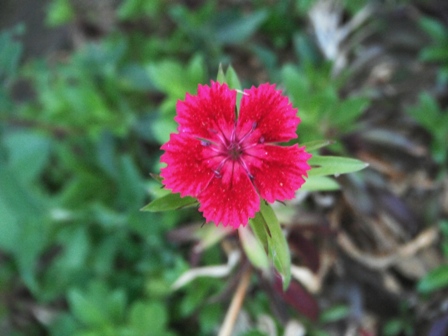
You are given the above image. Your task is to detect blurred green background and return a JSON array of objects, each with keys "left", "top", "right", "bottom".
[{"left": 1, "top": 0, "right": 448, "bottom": 335}]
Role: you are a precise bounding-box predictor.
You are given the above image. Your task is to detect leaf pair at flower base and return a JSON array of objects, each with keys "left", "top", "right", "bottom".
[{"left": 249, "top": 200, "right": 292, "bottom": 290}]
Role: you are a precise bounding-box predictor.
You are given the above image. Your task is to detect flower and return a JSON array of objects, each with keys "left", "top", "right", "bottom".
[{"left": 160, "top": 81, "right": 311, "bottom": 228}]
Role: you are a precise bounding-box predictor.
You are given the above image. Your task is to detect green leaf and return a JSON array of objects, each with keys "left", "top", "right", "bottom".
[
  {"left": 147, "top": 55, "right": 205, "bottom": 98},
  {"left": 215, "top": 64, "right": 243, "bottom": 110},
  {"left": 421, "top": 47, "right": 448, "bottom": 63},
  {"left": 68, "top": 289, "right": 109, "bottom": 327},
  {"left": 249, "top": 212, "right": 269, "bottom": 250},
  {"left": 215, "top": 64, "right": 242, "bottom": 90},
  {"left": 141, "top": 193, "right": 197, "bottom": 212},
  {"left": 320, "top": 304, "right": 350, "bottom": 323},
  {"left": 3, "top": 131, "right": 51, "bottom": 184},
  {"left": 250, "top": 201, "right": 291, "bottom": 290},
  {"left": 302, "top": 139, "right": 334, "bottom": 152},
  {"left": 301, "top": 175, "right": 340, "bottom": 192},
  {"left": 57, "top": 227, "right": 90, "bottom": 270},
  {"left": 46, "top": 0, "right": 74, "bottom": 26},
  {"left": 0, "top": 166, "right": 44, "bottom": 218},
  {"left": 117, "top": 0, "right": 162, "bottom": 20},
  {"left": 333, "top": 97, "right": 369, "bottom": 128},
  {"left": 0, "top": 195, "right": 19, "bottom": 252},
  {"left": 216, "top": 63, "right": 226, "bottom": 83},
  {"left": 383, "top": 319, "right": 405, "bottom": 336},
  {"left": 407, "top": 92, "right": 440, "bottom": 130},
  {"left": 129, "top": 301, "right": 168, "bottom": 335},
  {"left": 419, "top": 17, "right": 447, "bottom": 42},
  {"left": 417, "top": 265, "right": 448, "bottom": 294},
  {"left": 151, "top": 116, "right": 177, "bottom": 144},
  {"left": 239, "top": 227, "right": 269, "bottom": 271},
  {"left": 308, "top": 155, "right": 368, "bottom": 177},
  {"left": 215, "top": 10, "right": 268, "bottom": 44},
  {"left": 225, "top": 65, "right": 242, "bottom": 91},
  {"left": 0, "top": 25, "right": 24, "bottom": 83}
]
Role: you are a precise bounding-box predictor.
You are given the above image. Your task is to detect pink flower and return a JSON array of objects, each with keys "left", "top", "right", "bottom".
[{"left": 160, "top": 81, "right": 311, "bottom": 228}]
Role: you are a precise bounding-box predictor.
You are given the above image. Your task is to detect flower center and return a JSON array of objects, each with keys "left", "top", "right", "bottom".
[
  {"left": 200, "top": 121, "right": 260, "bottom": 180},
  {"left": 227, "top": 143, "right": 242, "bottom": 160}
]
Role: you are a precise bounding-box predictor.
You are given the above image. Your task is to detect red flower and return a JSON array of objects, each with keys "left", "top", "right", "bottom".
[{"left": 160, "top": 81, "right": 311, "bottom": 228}]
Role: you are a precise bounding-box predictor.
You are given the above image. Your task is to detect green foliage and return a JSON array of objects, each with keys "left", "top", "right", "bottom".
[
  {"left": 217, "top": 64, "right": 242, "bottom": 91},
  {"left": 21, "top": 39, "right": 153, "bottom": 137},
  {"left": 406, "top": 92, "right": 448, "bottom": 166},
  {"left": 147, "top": 55, "right": 207, "bottom": 144},
  {"left": 0, "top": 25, "right": 23, "bottom": 112},
  {"left": 383, "top": 318, "right": 414, "bottom": 336},
  {"left": 117, "top": 0, "right": 164, "bottom": 20},
  {"left": 415, "top": 220, "right": 448, "bottom": 331},
  {"left": 319, "top": 304, "right": 350, "bottom": 324},
  {"left": 282, "top": 64, "right": 369, "bottom": 143},
  {"left": 440, "top": 220, "right": 448, "bottom": 257},
  {"left": 417, "top": 265, "right": 448, "bottom": 294},
  {"left": 0, "top": 25, "right": 23, "bottom": 84},
  {"left": 46, "top": 0, "right": 74, "bottom": 26},
  {"left": 420, "top": 16, "right": 448, "bottom": 84},
  {"left": 382, "top": 302, "right": 415, "bottom": 336},
  {"left": 169, "top": 2, "right": 268, "bottom": 63},
  {"left": 50, "top": 282, "right": 175, "bottom": 335},
  {"left": 0, "top": 22, "right": 188, "bottom": 334}
]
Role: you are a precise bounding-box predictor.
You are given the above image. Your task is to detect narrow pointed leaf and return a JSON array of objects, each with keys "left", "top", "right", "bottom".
[
  {"left": 239, "top": 227, "right": 269, "bottom": 271},
  {"left": 249, "top": 213, "right": 269, "bottom": 249},
  {"left": 216, "top": 63, "right": 226, "bottom": 84},
  {"left": 140, "top": 193, "right": 197, "bottom": 212},
  {"left": 301, "top": 175, "right": 340, "bottom": 192},
  {"left": 260, "top": 201, "right": 291, "bottom": 290},
  {"left": 308, "top": 155, "right": 368, "bottom": 177},
  {"left": 225, "top": 65, "right": 242, "bottom": 91},
  {"left": 417, "top": 265, "right": 448, "bottom": 294},
  {"left": 302, "top": 139, "right": 334, "bottom": 152}
]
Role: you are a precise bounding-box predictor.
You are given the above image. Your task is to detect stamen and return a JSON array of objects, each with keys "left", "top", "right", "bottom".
[
  {"left": 259, "top": 136, "right": 265, "bottom": 144},
  {"left": 238, "top": 157, "right": 254, "bottom": 180},
  {"left": 213, "top": 157, "right": 230, "bottom": 178},
  {"left": 209, "top": 127, "right": 228, "bottom": 146},
  {"left": 230, "top": 126, "right": 236, "bottom": 143},
  {"left": 201, "top": 140, "right": 211, "bottom": 146},
  {"left": 238, "top": 121, "right": 257, "bottom": 144}
]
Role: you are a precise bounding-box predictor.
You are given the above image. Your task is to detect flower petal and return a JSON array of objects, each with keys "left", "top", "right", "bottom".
[
  {"left": 198, "top": 162, "right": 260, "bottom": 228},
  {"left": 238, "top": 83, "right": 299, "bottom": 143},
  {"left": 160, "top": 133, "right": 214, "bottom": 197},
  {"left": 248, "top": 145, "right": 311, "bottom": 203},
  {"left": 175, "top": 81, "right": 236, "bottom": 141}
]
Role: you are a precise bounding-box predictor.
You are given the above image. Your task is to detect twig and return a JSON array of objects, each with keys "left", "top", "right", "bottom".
[
  {"left": 337, "top": 227, "right": 439, "bottom": 270},
  {"left": 218, "top": 267, "right": 252, "bottom": 336}
]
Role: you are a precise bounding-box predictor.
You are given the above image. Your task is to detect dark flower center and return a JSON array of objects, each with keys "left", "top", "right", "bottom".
[
  {"left": 227, "top": 143, "right": 242, "bottom": 160},
  {"left": 200, "top": 121, "right": 260, "bottom": 180}
]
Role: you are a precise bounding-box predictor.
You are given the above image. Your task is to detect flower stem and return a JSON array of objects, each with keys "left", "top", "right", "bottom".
[{"left": 218, "top": 267, "right": 252, "bottom": 336}]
